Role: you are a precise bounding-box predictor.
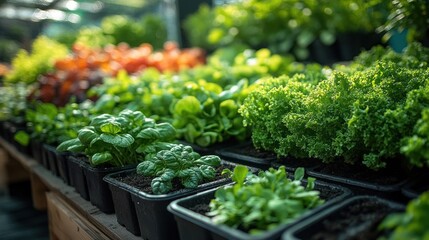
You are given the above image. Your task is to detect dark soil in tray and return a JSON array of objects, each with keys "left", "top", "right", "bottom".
[
  {"left": 115, "top": 165, "right": 229, "bottom": 194},
  {"left": 404, "top": 179, "right": 429, "bottom": 197},
  {"left": 303, "top": 200, "right": 392, "bottom": 240},
  {"left": 313, "top": 161, "right": 406, "bottom": 185},
  {"left": 189, "top": 202, "right": 211, "bottom": 215},
  {"left": 274, "top": 157, "right": 319, "bottom": 169},
  {"left": 224, "top": 143, "right": 277, "bottom": 159}
]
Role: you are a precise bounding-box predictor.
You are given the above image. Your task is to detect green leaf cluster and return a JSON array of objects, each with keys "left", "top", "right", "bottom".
[
  {"left": 0, "top": 83, "right": 29, "bottom": 121},
  {"left": 5, "top": 36, "right": 68, "bottom": 84},
  {"left": 184, "top": 0, "right": 388, "bottom": 58},
  {"left": 207, "top": 166, "right": 323, "bottom": 234},
  {"left": 57, "top": 109, "right": 176, "bottom": 167},
  {"left": 24, "top": 101, "right": 93, "bottom": 145},
  {"left": 240, "top": 44, "right": 429, "bottom": 169},
  {"left": 90, "top": 48, "right": 321, "bottom": 147},
  {"left": 136, "top": 143, "right": 221, "bottom": 194},
  {"left": 75, "top": 14, "right": 167, "bottom": 49},
  {"left": 378, "top": 0, "right": 429, "bottom": 43},
  {"left": 379, "top": 191, "right": 429, "bottom": 240}
]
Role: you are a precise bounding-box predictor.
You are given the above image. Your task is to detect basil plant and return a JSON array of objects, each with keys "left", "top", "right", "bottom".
[
  {"left": 57, "top": 109, "right": 176, "bottom": 167},
  {"left": 137, "top": 143, "right": 222, "bottom": 194}
]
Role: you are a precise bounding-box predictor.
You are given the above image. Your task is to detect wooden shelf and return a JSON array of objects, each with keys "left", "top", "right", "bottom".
[{"left": 0, "top": 138, "right": 141, "bottom": 240}]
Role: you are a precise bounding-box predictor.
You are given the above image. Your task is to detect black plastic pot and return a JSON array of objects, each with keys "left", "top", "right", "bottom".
[
  {"left": 30, "top": 140, "right": 44, "bottom": 164},
  {"left": 307, "top": 162, "right": 409, "bottom": 196},
  {"left": 282, "top": 196, "right": 405, "bottom": 240},
  {"left": 0, "top": 121, "right": 5, "bottom": 139},
  {"left": 104, "top": 161, "right": 242, "bottom": 240},
  {"left": 68, "top": 155, "right": 90, "bottom": 200},
  {"left": 2, "top": 121, "right": 14, "bottom": 144},
  {"left": 43, "top": 144, "right": 60, "bottom": 177},
  {"left": 215, "top": 142, "right": 276, "bottom": 169},
  {"left": 82, "top": 161, "right": 135, "bottom": 214},
  {"left": 55, "top": 150, "right": 72, "bottom": 185},
  {"left": 104, "top": 170, "right": 141, "bottom": 235},
  {"left": 401, "top": 179, "right": 428, "bottom": 199},
  {"left": 168, "top": 180, "right": 351, "bottom": 240}
]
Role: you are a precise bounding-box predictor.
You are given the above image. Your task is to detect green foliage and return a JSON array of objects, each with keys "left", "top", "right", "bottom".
[
  {"left": 401, "top": 108, "right": 429, "bottom": 168},
  {"left": 207, "top": 166, "right": 324, "bottom": 234},
  {"left": 136, "top": 143, "right": 221, "bottom": 194},
  {"left": 75, "top": 14, "right": 167, "bottom": 49},
  {"left": 0, "top": 83, "right": 28, "bottom": 121},
  {"left": 379, "top": 191, "right": 429, "bottom": 240},
  {"left": 14, "top": 130, "right": 30, "bottom": 146},
  {"left": 57, "top": 109, "right": 176, "bottom": 167},
  {"left": 240, "top": 44, "right": 429, "bottom": 169},
  {"left": 240, "top": 74, "right": 322, "bottom": 157},
  {"left": 90, "top": 48, "right": 315, "bottom": 147},
  {"left": 352, "top": 42, "right": 429, "bottom": 69},
  {"left": 379, "top": 0, "right": 429, "bottom": 43},
  {"left": 5, "top": 36, "right": 68, "bottom": 84},
  {"left": 25, "top": 101, "right": 93, "bottom": 145},
  {"left": 184, "top": 0, "right": 387, "bottom": 58}
]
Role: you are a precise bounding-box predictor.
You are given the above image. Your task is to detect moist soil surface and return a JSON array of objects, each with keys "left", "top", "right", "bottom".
[
  {"left": 297, "top": 199, "right": 395, "bottom": 240},
  {"left": 222, "top": 143, "right": 320, "bottom": 169},
  {"left": 222, "top": 143, "right": 277, "bottom": 159},
  {"left": 115, "top": 165, "right": 229, "bottom": 194},
  {"left": 312, "top": 161, "right": 406, "bottom": 185}
]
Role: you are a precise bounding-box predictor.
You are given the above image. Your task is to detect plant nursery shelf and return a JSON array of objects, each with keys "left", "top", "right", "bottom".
[{"left": 0, "top": 137, "right": 141, "bottom": 240}]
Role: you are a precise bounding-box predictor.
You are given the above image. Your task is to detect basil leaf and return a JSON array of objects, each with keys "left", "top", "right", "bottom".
[
  {"left": 195, "top": 155, "right": 221, "bottom": 166},
  {"left": 199, "top": 165, "right": 216, "bottom": 179},
  {"left": 151, "top": 177, "right": 172, "bottom": 194},
  {"left": 100, "top": 122, "right": 122, "bottom": 134},
  {"left": 78, "top": 128, "right": 99, "bottom": 145},
  {"left": 100, "top": 133, "right": 134, "bottom": 147},
  {"left": 137, "top": 161, "right": 157, "bottom": 176},
  {"left": 91, "top": 152, "right": 113, "bottom": 166},
  {"left": 57, "top": 138, "right": 82, "bottom": 152},
  {"left": 181, "top": 171, "right": 199, "bottom": 188},
  {"left": 136, "top": 128, "right": 160, "bottom": 140}
]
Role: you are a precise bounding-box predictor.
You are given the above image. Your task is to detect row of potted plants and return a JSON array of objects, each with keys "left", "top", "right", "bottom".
[
  {"left": 1, "top": 41, "right": 428, "bottom": 240},
  {"left": 2, "top": 126, "right": 425, "bottom": 240},
  {"left": 3, "top": 43, "right": 429, "bottom": 199}
]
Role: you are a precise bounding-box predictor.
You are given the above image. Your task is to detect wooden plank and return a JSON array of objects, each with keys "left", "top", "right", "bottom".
[
  {"left": 0, "top": 137, "right": 141, "bottom": 240},
  {"left": 0, "top": 138, "right": 37, "bottom": 170},
  {"left": 47, "top": 192, "right": 110, "bottom": 240},
  {"left": 31, "top": 171, "right": 49, "bottom": 210}
]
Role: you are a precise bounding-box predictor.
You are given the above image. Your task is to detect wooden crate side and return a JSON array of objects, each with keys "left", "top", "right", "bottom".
[{"left": 46, "top": 192, "right": 110, "bottom": 240}]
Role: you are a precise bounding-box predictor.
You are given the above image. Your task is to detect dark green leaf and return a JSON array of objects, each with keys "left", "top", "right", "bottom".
[
  {"left": 151, "top": 177, "right": 172, "bottom": 194},
  {"left": 160, "top": 169, "right": 175, "bottom": 181},
  {"left": 199, "top": 165, "right": 216, "bottom": 179},
  {"left": 78, "top": 128, "right": 98, "bottom": 145},
  {"left": 91, "top": 152, "right": 113, "bottom": 166},
  {"left": 100, "top": 133, "right": 134, "bottom": 147},
  {"left": 136, "top": 128, "right": 160, "bottom": 140},
  {"left": 195, "top": 155, "right": 221, "bottom": 167},
  {"left": 57, "top": 138, "right": 82, "bottom": 152},
  {"left": 156, "top": 123, "right": 177, "bottom": 140},
  {"left": 181, "top": 171, "right": 199, "bottom": 188},
  {"left": 137, "top": 161, "right": 157, "bottom": 176}
]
